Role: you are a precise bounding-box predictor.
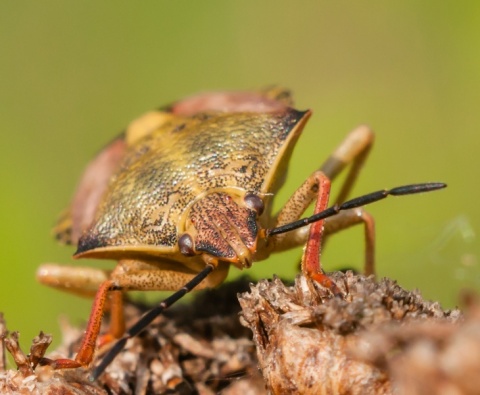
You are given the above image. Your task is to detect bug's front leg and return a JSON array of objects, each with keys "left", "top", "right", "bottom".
[
  {"left": 39, "top": 278, "right": 117, "bottom": 369},
  {"left": 39, "top": 260, "right": 229, "bottom": 369},
  {"left": 37, "top": 264, "right": 125, "bottom": 347},
  {"left": 272, "top": 170, "right": 375, "bottom": 276},
  {"left": 272, "top": 125, "right": 376, "bottom": 275},
  {"left": 296, "top": 172, "right": 343, "bottom": 295}
]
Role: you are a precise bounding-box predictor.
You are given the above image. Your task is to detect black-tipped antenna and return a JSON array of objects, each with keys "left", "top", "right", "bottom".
[
  {"left": 90, "top": 263, "right": 215, "bottom": 381},
  {"left": 266, "top": 182, "right": 446, "bottom": 237}
]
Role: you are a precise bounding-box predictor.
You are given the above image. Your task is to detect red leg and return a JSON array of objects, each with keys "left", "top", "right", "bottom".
[
  {"left": 97, "top": 289, "right": 125, "bottom": 348},
  {"left": 40, "top": 280, "right": 114, "bottom": 369},
  {"left": 301, "top": 173, "right": 342, "bottom": 296},
  {"left": 40, "top": 263, "right": 230, "bottom": 370}
]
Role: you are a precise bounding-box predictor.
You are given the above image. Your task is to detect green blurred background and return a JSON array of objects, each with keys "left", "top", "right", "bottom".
[{"left": 1, "top": 2, "right": 479, "bottom": 351}]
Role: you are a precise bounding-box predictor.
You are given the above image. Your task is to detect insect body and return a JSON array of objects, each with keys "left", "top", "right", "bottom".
[{"left": 37, "top": 88, "right": 445, "bottom": 378}]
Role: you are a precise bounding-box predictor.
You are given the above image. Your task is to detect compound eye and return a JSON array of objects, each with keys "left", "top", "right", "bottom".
[
  {"left": 178, "top": 233, "right": 196, "bottom": 256},
  {"left": 244, "top": 193, "right": 264, "bottom": 216}
]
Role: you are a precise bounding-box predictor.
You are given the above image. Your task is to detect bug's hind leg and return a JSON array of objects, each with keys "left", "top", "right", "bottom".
[
  {"left": 320, "top": 124, "right": 374, "bottom": 204},
  {"left": 36, "top": 264, "right": 110, "bottom": 298}
]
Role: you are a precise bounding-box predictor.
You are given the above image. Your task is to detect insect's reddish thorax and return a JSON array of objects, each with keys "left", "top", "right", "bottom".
[{"left": 183, "top": 192, "right": 258, "bottom": 269}]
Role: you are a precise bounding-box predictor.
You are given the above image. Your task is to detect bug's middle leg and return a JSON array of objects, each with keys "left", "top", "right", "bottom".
[{"left": 323, "top": 208, "right": 375, "bottom": 276}]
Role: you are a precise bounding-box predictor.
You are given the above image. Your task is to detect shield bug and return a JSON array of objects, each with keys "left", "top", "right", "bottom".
[{"left": 36, "top": 88, "right": 446, "bottom": 378}]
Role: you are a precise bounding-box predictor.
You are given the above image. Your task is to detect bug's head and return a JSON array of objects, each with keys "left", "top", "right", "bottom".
[{"left": 178, "top": 192, "right": 264, "bottom": 269}]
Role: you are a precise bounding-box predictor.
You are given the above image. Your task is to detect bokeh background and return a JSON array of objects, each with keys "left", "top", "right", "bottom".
[{"left": 1, "top": 2, "right": 479, "bottom": 351}]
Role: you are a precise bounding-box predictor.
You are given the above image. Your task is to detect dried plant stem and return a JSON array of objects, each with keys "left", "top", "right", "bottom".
[{"left": 1, "top": 272, "right": 479, "bottom": 395}]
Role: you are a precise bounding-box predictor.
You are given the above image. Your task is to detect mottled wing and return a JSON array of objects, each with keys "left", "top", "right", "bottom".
[
  {"left": 77, "top": 108, "right": 309, "bottom": 257},
  {"left": 54, "top": 88, "right": 292, "bottom": 246}
]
